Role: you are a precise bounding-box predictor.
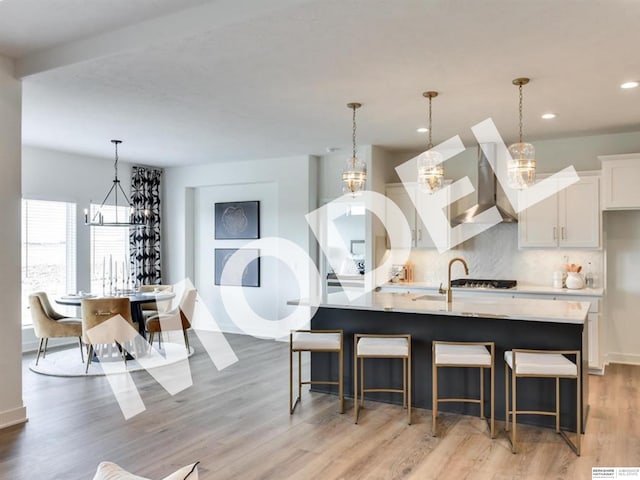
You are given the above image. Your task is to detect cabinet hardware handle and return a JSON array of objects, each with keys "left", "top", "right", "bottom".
[
  {"left": 561, "top": 226, "right": 566, "bottom": 239},
  {"left": 553, "top": 226, "right": 557, "bottom": 240},
  {"left": 418, "top": 229, "right": 422, "bottom": 241}
]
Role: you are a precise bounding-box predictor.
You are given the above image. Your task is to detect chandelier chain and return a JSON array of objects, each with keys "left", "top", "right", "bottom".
[
  {"left": 428, "top": 95, "right": 433, "bottom": 148},
  {"left": 352, "top": 105, "right": 357, "bottom": 161},
  {"left": 114, "top": 140, "right": 119, "bottom": 180},
  {"left": 518, "top": 83, "right": 524, "bottom": 144}
]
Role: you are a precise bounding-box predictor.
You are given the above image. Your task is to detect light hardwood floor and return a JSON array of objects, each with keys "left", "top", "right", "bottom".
[{"left": 1, "top": 333, "right": 638, "bottom": 479}]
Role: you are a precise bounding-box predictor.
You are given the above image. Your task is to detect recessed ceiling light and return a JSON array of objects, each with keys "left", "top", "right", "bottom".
[
  {"left": 620, "top": 81, "right": 639, "bottom": 89},
  {"left": 416, "top": 127, "right": 429, "bottom": 133},
  {"left": 541, "top": 113, "right": 557, "bottom": 119}
]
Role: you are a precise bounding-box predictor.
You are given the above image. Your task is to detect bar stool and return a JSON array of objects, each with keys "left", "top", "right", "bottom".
[
  {"left": 504, "top": 349, "right": 581, "bottom": 455},
  {"left": 432, "top": 341, "right": 495, "bottom": 437},
  {"left": 354, "top": 334, "right": 411, "bottom": 425},
  {"left": 290, "top": 329, "right": 343, "bottom": 414}
]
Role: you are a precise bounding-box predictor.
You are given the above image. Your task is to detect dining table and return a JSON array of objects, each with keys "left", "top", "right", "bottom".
[{"left": 56, "top": 291, "right": 175, "bottom": 338}]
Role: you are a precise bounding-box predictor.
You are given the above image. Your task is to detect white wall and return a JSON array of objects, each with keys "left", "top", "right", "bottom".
[
  {"left": 163, "top": 155, "right": 318, "bottom": 335},
  {"left": 0, "top": 55, "right": 27, "bottom": 429}
]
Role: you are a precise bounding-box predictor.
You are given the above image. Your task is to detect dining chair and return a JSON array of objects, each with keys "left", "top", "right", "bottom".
[
  {"left": 29, "top": 292, "right": 83, "bottom": 366},
  {"left": 145, "top": 288, "right": 197, "bottom": 352},
  {"left": 138, "top": 284, "right": 174, "bottom": 320},
  {"left": 81, "top": 297, "right": 138, "bottom": 373}
]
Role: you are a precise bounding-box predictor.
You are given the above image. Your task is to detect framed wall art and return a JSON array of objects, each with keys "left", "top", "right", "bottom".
[
  {"left": 214, "top": 248, "right": 260, "bottom": 287},
  {"left": 214, "top": 201, "right": 260, "bottom": 239}
]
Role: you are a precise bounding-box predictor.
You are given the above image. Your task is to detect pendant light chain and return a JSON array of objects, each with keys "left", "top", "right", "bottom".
[
  {"left": 352, "top": 104, "right": 357, "bottom": 162},
  {"left": 428, "top": 95, "right": 433, "bottom": 148},
  {"left": 114, "top": 140, "right": 120, "bottom": 180},
  {"left": 518, "top": 83, "right": 524, "bottom": 144}
]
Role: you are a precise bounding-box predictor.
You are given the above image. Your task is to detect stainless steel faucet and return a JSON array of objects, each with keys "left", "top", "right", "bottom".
[{"left": 438, "top": 257, "right": 469, "bottom": 303}]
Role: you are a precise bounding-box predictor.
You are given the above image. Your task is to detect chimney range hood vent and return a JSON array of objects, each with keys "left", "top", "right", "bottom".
[{"left": 451, "top": 144, "right": 518, "bottom": 225}]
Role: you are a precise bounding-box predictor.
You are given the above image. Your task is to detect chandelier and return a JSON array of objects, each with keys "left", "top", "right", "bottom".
[
  {"left": 417, "top": 91, "right": 444, "bottom": 192},
  {"left": 342, "top": 102, "right": 367, "bottom": 196},
  {"left": 507, "top": 78, "right": 536, "bottom": 189},
  {"left": 84, "top": 140, "right": 149, "bottom": 227}
]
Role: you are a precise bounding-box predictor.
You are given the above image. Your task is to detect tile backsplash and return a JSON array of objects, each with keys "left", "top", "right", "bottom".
[{"left": 384, "top": 223, "right": 603, "bottom": 288}]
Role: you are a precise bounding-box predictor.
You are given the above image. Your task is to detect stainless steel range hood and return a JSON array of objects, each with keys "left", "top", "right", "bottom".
[{"left": 451, "top": 143, "right": 518, "bottom": 225}]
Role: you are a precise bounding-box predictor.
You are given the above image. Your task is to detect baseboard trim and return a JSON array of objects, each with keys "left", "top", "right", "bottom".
[
  {"left": 604, "top": 352, "right": 640, "bottom": 366},
  {"left": 0, "top": 405, "right": 28, "bottom": 430}
]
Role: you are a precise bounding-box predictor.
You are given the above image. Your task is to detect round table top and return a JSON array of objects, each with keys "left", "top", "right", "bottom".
[{"left": 56, "top": 292, "right": 175, "bottom": 306}]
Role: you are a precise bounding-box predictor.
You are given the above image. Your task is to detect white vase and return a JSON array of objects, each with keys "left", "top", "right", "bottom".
[{"left": 565, "top": 272, "right": 584, "bottom": 289}]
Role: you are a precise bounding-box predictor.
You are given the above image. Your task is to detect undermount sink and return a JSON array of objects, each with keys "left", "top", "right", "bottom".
[{"left": 412, "top": 294, "right": 445, "bottom": 302}]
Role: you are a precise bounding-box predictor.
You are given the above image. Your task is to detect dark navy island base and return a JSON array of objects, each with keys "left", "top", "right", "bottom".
[{"left": 310, "top": 306, "right": 588, "bottom": 432}]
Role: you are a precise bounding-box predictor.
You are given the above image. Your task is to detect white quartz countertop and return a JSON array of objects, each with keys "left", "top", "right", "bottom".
[
  {"left": 301, "top": 291, "right": 590, "bottom": 324},
  {"left": 380, "top": 282, "right": 603, "bottom": 297}
]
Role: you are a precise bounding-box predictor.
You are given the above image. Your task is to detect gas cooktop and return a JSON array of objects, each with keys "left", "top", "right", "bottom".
[{"left": 450, "top": 278, "right": 517, "bottom": 289}]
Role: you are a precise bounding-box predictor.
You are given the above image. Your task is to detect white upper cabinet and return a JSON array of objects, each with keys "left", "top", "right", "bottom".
[
  {"left": 599, "top": 154, "right": 640, "bottom": 210},
  {"left": 385, "top": 184, "right": 416, "bottom": 249},
  {"left": 385, "top": 183, "right": 438, "bottom": 249},
  {"left": 560, "top": 176, "right": 600, "bottom": 247},
  {"left": 519, "top": 174, "right": 600, "bottom": 248},
  {"left": 518, "top": 188, "right": 559, "bottom": 247},
  {"left": 414, "top": 186, "right": 438, "bottom": 248}
]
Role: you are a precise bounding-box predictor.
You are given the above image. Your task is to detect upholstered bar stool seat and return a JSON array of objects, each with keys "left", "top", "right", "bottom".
[
  {"left": 435, "top": 344, "right": 492, "bottom": 366},
  {"left": 290, "top": 330, "right": 343, "bottom": 414},
  {"left": 357, "top": 337, "right": 409, "bottom": 356},
  {"left": 354, "top": 334, "right": 411, "bottom": 425},
  {"left": 504, "top": 349, "right": 581, "bottom": 455},
  {"left": 292, "top": 332, "right": 341, "bottom": 350},
  {"left": 432, "top": 341, "right": 495, "bottom": 437},
  {"left": 504, "top": 352, "right": 577, "bottom": 376}
]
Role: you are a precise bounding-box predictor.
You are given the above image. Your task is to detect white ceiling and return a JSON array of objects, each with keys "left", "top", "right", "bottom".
[{"left": 2, "top": 0, "right": 640, "bottom": 166}]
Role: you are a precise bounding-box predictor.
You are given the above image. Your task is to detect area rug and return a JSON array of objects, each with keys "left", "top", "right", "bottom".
[{"left": 29, "top": 343, "right": 195, "bottom": 377}]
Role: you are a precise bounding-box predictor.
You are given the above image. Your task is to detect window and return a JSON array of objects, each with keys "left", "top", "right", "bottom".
[
  {"left": 90, "top": 204, "right": 131, "bottom": 295},
  {"left": 21, "top": 199, "right": 77, "bottom": 326}
]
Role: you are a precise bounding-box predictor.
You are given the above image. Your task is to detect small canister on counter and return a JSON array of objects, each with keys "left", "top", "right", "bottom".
[{"left": 552, "top": 271, "right": 564, "bottom": 289}]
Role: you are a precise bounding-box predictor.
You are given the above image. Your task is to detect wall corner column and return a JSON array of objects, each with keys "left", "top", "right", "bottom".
[{"left": 0, "top": 54, "right": 27, "bottom": 429}]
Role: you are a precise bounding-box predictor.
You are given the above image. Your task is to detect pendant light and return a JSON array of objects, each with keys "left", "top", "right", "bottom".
[
  {"left": 342, "top": 102, "right": 367, "bottom": 196},
  {"left": 417, "top": 91, "right": 444, "bottom": 192},
  {"left": 84, "top": 140, "right": 149, "bottom": 227},
  {"left": 507, "top": 78, "right": 536, "bottom": 189}
]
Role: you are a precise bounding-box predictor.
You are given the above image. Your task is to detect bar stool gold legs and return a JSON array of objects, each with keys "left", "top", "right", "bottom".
[
  {"left": 432, "top": 341, "right": 495, "bottom": 438},
  {"left": 289, "top": 329, "right": 344, "bottom": 415},
  {"left": 354, "top": 334, "right": 411, "bottom": 425},
  {"left": 504, "top": 349, "right": 581, "bottom": 455}
]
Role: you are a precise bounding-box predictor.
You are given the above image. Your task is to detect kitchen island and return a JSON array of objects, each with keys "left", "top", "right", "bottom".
[{"left": 306, "top": 292, "right": 590, "bottom": 431}]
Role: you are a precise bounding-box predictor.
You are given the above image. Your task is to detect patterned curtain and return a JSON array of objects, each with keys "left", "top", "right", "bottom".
[{"left": 130, "top": 166, "right": 163, "bottom": 286}]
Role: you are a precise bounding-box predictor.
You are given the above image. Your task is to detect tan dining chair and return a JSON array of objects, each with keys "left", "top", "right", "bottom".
[
  {"left": 29, "top": 292, "right": 83, "bottom": 366},
  {"left": 139, "top": 284, "right": 174, "bottom": 320},
  {"left": 81, "top": 297, "right": 138, "bottom": 373},
  {"left": 146, "top": 288, "right": 197, "bottom": 352}
]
